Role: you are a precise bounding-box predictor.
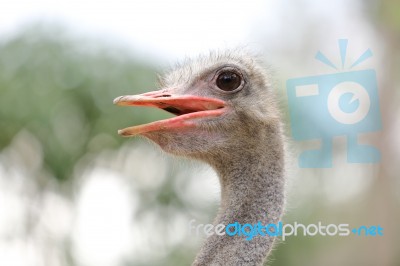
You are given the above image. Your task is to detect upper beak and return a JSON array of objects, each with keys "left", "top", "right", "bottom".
[{"left": 113, "top": 90, "right": 226, "bottom": 136}]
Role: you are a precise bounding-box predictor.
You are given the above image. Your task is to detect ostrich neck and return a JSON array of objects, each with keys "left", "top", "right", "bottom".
[{"left": 193, "top": 128, "right": 285, "bottom": 266}]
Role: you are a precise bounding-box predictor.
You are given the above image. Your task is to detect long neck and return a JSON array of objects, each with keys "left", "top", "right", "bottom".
[{"left": 193, "top": 124, "right": 285, "bottom": 266}]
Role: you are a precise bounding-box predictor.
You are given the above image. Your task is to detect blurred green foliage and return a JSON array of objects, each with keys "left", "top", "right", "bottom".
[
  {"left": 0, "top": 24, "right": 213, "bottom": 266},
  {"left": 0, "top": 25, "right": 166, "bottom": 181}
]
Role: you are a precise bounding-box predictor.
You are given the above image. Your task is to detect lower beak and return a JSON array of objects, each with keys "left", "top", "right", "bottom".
[{"left": 113, "top": 90, "right": 226, "bottom": 136}]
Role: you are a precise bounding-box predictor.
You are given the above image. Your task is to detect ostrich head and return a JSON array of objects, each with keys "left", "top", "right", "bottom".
[
  {"left": 114, "top": 51, "right": 281, "bottom": 166},
  {"left": 114, "top": 51, "right": 286, "bottom": 265}
]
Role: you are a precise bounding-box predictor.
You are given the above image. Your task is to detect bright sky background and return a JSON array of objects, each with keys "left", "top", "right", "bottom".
[
  {"left": 1, "top": 0, "right": 278, "bottom": 62},
  {"left": 2, "top": 0, "right": 364, "bottom": 63},
  {"left": 1, "top": 0, "right": 373, "bottom": 70}
]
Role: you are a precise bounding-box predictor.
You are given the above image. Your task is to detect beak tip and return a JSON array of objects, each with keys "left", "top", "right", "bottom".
[
  {"left": 113, "top": 96, "right": 123, "bottom": 105},
  {"left": 118, "top": 129, "right": 133, "bottom": 137}
]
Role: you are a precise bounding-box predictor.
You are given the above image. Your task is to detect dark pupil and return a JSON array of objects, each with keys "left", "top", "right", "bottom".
[{"left": 216, "top": 72, "right": 241, "bottom": 91}]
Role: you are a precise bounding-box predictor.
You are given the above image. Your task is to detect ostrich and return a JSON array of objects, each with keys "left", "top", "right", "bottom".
[{"left": 114, "top": 51, "right": 286, "bottom": 266}]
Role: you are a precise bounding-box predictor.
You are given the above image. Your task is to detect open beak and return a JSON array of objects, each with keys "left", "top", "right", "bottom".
[{"left": 113, "top": 90, "right": 226, "bottom": 137}]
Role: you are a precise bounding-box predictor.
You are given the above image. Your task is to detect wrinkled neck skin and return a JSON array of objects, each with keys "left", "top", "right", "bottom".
[{"left": 192, "top": 123, "right": 285, "bottom": 266}]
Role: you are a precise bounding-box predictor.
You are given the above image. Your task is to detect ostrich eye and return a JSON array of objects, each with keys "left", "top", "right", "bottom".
[{"left": 216, "top": 71, "right": 241, "bottom": 91}]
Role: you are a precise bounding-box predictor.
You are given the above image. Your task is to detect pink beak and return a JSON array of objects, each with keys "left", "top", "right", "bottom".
[{"left": 113, "top": 90, "right": 226, "bottom": 136}]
